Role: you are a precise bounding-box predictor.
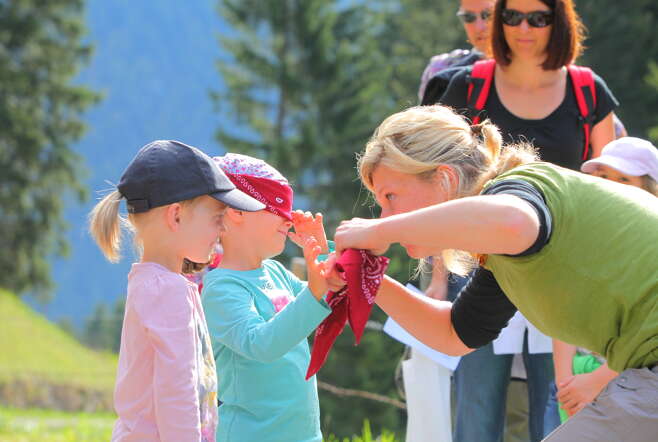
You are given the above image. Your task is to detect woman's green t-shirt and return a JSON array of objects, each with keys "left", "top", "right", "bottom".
[{"left": 483, "top": 162, "right": 658, "bottom": 372}]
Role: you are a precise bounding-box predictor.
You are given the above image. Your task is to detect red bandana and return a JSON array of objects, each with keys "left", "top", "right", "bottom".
[
  {"left": 306, "top": 249, "right": 389, "bottom": 380},
  {"left": 225, "top": 173, "right": 294, "bottom": 221},
  {"left": 215, "top": 153, "right": 294, "bottom": 221}
]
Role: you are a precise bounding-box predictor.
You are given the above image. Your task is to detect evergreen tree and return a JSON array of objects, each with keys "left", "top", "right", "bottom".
[
  {"left": 82, "top": 297, "right": 124, "bottom": 351},
  {"left": 214, "top": 1, "right": 407, "bottom": 436},
  {"left": 83, "top": 303, "right": 112, "bottom": 350},
  {"left": 646, "top": 61, "right": 658, "bottom": 143},
  {"left": 576, "top": 0, "right": 658, "bottom": 137},
  {"left": 0, "top": 0, "right": 99, "bottom": 299},
  {"left": 110, "top": 297, "right": 125, "bottom": 353},
  {"left": 214, "top": 0, "right": 391, "bottom": 224},
  {"left": 81, "top": 297, "right": 125, "bottom": 352},
  {"left": 381, "top": 0, "right": 465, "bottom": 107}
]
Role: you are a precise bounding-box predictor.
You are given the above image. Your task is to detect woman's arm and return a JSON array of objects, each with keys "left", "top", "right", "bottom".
[
  {"left": 335, "top": 194, "right": 540, "bottom": 257},
  {"left": 376, "top": 267, "right": 516, "bottom": 356},
  {"left": 376, "top": 276, "right": 473, "bottom": 356},
  {"left": 590, "top": 112, "right": 615, "bottom": 158}
]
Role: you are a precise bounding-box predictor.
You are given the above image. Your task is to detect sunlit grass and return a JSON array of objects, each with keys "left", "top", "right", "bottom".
[{"left": 0, "top": 406, "right": 115, "bottom": 442}]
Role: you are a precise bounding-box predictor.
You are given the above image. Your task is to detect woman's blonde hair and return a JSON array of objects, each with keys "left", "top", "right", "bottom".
[{"left": 358, "top": 105, "right": 538, "bottom": 274}]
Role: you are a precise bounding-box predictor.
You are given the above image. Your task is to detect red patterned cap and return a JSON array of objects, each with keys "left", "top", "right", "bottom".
[{"left": 214, "top": 153, "right": 294, "bottom": 221}]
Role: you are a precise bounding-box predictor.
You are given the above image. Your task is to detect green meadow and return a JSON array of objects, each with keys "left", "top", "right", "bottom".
[
  {"left": 0, "top": 290, "right": 117, "bottom": 395},
  {"left": 0, "top": 290, "right": 117, "bottom": 440},
  {"left": 0, "top": 407, "right": 114, "bottom": 442},
  {"left": 0, "top": 291, "right": 399, "bottom": 441}
]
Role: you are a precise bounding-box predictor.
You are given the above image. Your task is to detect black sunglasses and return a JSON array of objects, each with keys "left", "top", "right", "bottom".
[
  {"left": 457, "top": 9, "right": 492, "bottom": 23},
  {"left": 501, "top": 9, "right": 554, "bottom": 28}
]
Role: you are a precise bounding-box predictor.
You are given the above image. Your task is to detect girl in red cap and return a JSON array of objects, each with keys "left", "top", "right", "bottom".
[{"left": 202, "top": 153, "right": 344, "bottom": 442}]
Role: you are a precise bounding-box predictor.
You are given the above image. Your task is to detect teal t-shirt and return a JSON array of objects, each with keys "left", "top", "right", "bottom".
[{"left": 202, "top": 259, "right": 330, "bottom": 442}]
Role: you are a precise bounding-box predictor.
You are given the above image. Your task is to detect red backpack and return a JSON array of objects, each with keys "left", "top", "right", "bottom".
[{"left": 467, "top": 59, "right": 597, "bottom": 160}]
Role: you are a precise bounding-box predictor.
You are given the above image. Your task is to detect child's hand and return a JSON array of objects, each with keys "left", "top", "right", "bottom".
[
  {"left": 557, "top": 372, "right": 606, "bottom": 416},
  {"left": 323, "top": 253, "right": 346, "bottom": 293},
  {"left": 290, "top": 210, "right": 329, "bottom": 254},
  {"left": 302, "top": 236, "right": 328, "bottom": 300}
]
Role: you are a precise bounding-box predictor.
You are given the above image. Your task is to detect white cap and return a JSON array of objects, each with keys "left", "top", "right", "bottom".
[{"left": 581, "top": 137, "right": 658, "bottom": 182}]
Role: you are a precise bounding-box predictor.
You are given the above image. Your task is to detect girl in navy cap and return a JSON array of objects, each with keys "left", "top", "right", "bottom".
[
  {"left": 202, "top": 153, "right": 344, "bottom": 442},
  {"left": 89, "top": 140, "right": 264, "bottom": 442}
]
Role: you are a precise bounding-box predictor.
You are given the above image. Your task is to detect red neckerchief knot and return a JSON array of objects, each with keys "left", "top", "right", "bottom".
[{"left": 306, "top": 249, "right": 389, "bottom": 380}]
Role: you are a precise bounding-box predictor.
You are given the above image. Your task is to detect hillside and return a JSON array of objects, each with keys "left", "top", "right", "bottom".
[{"left": 0, "top": 290, "right": 117, "bottom": 411}]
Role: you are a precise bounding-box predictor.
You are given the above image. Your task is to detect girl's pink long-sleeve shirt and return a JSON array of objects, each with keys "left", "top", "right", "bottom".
[{"left": 111, "top": 262, "right": 218, "bottom": 442}]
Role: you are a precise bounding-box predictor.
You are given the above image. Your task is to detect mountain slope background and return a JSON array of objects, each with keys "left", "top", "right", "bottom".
[{"left": 0, "top": 290, "right": 116, "bottom": 410}]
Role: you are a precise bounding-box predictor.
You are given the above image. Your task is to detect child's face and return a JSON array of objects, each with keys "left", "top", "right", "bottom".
[
  {"left": 589, "top": 164, "right": 645, "bottom": 190},
  {"left": 245, "top": 210, "right": 293, "bottom": 259},
  {"left": 179, "top": 196, "right": 226, "bottom": 264}
]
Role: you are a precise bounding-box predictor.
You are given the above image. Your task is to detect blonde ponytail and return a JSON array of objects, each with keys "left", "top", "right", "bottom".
[
  {"left": 472, "top": 121, "right": 502, "bottom": 163},
  {"left": 89, "top": 190, "right": 127, "bottom": 263}
]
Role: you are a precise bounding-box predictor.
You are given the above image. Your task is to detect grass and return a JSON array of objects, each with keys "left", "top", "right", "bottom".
[
  {"left": 0, "top": 406, "right": 114, "bottom": 442},
  {"left": 325, "top": 420, "right": 400, "bottom": 442},
  {"left": 0, "top": 290, "right": 117, "bottom": 391}
]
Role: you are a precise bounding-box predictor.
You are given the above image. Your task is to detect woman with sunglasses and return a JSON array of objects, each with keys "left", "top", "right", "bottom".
[
  {"left": 418, "top": 0, "right": 494, "bottom": 103},
  {"left": 440, "top": 0, "right": 618, "bottom": 169}
]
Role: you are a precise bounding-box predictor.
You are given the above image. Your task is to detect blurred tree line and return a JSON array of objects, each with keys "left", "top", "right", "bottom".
[
  {"left": 2, "top": 0, "right": 658, "bottom": 438},
  {"left": 0, "top": 0, "right": 99, "bottom": 300}
]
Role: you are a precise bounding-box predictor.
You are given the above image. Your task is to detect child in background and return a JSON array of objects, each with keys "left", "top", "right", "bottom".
[
  {"left": 202, "top": 153, "right": 343, "bottom": 442},
  {"left": 547, "top": 136, "right": 658, "bottom": 424},
  {"left": 581, "top": 136, "right": 658, "bottom": 196},
  {"left": 89, "top": 140, "right": 264, "bottom": 442}
]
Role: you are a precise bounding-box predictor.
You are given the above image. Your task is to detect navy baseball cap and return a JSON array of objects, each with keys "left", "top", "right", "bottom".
[{"left": 117, "top": 140, "right": 265, "bottom": 213}]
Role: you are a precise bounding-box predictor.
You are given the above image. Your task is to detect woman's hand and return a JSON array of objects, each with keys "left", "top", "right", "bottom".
[
  {"left": 290, "top": 210, "right": 329, "bottom": 253},
  {"left": 334, "top": 217, "right": 390, "bottom": 256}
]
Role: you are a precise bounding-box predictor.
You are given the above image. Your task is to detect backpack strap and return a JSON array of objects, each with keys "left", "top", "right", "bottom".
[
  {"left": 467, "top": 59, "right": 496, "bottom": 125},
  {"left": 567, "top": 65, "right": 597, "bottom": 160}
]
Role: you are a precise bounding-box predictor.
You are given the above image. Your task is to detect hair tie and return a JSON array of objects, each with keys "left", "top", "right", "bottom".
[{"left": 470, "top": 123, "right": 484, "bottom": 138}]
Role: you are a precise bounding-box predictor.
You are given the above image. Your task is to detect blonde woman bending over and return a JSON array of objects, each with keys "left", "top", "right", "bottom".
[{"left": 334, "top": 105, "right": 658, "bottom": 442}]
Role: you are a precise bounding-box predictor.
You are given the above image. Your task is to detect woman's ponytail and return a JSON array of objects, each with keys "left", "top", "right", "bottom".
[{"left": 475, "top": 120, "right": 503, "bottom": 164}]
